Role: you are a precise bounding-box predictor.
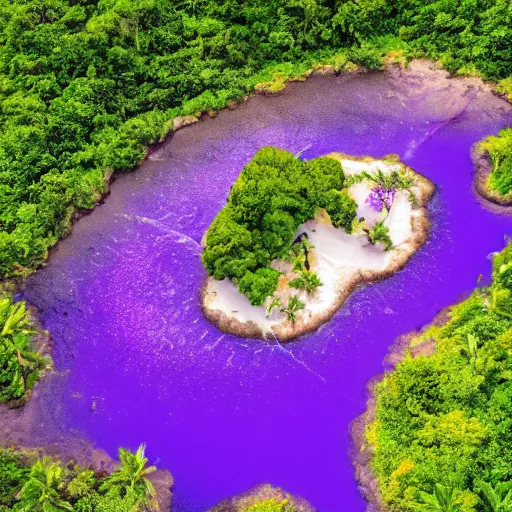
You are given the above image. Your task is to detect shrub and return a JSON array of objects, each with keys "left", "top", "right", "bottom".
[{"left": 203, "top": 147, "right": 357, "bottom": 304}]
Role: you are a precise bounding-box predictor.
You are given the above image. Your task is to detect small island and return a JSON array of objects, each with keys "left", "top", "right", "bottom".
[
  {"left": 202, "top": 147, "right": 435, "bottom": 341},
  {"left": 473, "top": 128, "right": 512, "bottom": 206}
]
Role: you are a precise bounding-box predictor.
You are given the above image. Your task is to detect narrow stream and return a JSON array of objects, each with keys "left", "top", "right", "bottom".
[{"left": 24, "top": 64, "right": 512, "bottom": 511}]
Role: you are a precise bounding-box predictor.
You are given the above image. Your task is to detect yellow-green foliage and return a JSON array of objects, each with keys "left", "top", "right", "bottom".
[
  {"left": 371, "top": 243, "right": 512, "bottom": 511},
  {"left": 244, "top": 498, "right": 293, "bottom": 512},
  {"left": 497, "top": 77, "right": 512, "bottom": 102},
  {"left": 0, "top": 445, "right": 156, "bottom": 511},
  {"left": 479, "top": 128, "right": 512, "bottom": 197}
]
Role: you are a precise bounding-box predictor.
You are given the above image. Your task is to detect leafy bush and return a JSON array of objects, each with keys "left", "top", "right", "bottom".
[
  {"left": 244, "top": 498, "right": 294, "bottom": 512},
  {"left": 0, "top": 450, "right": 29, "bottom": 508},
  {"left": 203, "top": 147, "right": 356, "bottom": 304},
  {"left": 365, "top": 221, "right": 392, "bottom": 251},
  {"left": 479, "top": 129, "right": 512, "bottom": 197},
  {"left": 238, "top": 268, "right": 282, "bottom": 306},
  {"left": 348, "top": 43, "right": 383, "bottom": 70},
  {"left": 1, "top": 444, "right": 157, "bottom": 512},
  {"left": 0, "top": 296, "right": 47, "bottom": 403}
]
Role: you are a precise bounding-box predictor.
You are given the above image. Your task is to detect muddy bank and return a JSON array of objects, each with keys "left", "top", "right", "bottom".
[
  {"left": 0, "top": 366, "right": 173, "bottom": 509},
  {"left": 350, "top": 307, "right": 452, "bottom": 511}
]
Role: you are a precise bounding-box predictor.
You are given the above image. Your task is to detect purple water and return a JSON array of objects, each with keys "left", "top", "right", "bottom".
[{"left": 24, "top": 68, "right": 512, "bottom": 511}]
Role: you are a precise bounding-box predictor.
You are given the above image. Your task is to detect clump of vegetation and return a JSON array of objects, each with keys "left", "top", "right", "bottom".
[
  {"left": 479, "top": 129, "right": 512, "bottom": 197},
  {"left": 280, "top": 296, "right": 305, "bottom": 324},
  {"left": 368, "top": 242, "right": 512, "bottom": 511},
  {"left": 289, "top": 271, "right": 322, "bottom": 293},
  {"left": 0, "top": 295, "right": 48, "bottom": 403},
  {"left": 243, "top": 498, "right": 294, "bottom": 511},
  {"left": 287, "top": 237, "right": 322, "bottom": 294},
  {"left": 365, "top": 221, "right": 392, "bottom": 251},
  {"left": 202, "top": 147, "right": 357, "bottom": 305},
  {"left": 0, "top": 444, "right": 158, "bottom": 512}
]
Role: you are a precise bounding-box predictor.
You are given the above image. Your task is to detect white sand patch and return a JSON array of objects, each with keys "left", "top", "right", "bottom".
[
  {"left": 202, "top": 154, "right": 435, "bottom": 340},
  {"left": 384, "top": 190, "right": 413, "bottom": 246}
]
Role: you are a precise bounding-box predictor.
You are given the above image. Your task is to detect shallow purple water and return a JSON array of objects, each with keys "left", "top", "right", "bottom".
[{"left": 25, "top": 68, "right": 512, "bottom": 511}]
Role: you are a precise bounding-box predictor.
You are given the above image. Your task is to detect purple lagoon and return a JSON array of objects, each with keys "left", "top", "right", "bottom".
[{"left": 22, "top": 65, "right": 512, "bottom": 511}]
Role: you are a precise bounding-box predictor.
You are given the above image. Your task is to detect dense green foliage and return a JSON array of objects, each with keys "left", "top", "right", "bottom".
[
  {"left": 369, "top": 244, "right": 512, "bottom": 511},
  {"left": 0, "top": 0, "right": 511, "bottom": 279},
  {"left": 0, "top": 444, "right": 157, "bottom": 512},
  {"left": 0, "top": 295, "right": 47, "bottom": 403},
  {"left": 202, "top": 147, "right": 356, "bottom": 305},
  {"left": 365, "top": 221, "right": 392, "bottom": 251},
  {"left": 0, "top": 450, "right": 30, "bottom": 510},
  {"left": 479, "top": 129, "right": 512, "bottom": 197}
]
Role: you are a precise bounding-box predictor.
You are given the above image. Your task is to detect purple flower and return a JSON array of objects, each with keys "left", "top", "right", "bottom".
[{"left": 366, "top": 185, "right": 396, "bottom": 212}]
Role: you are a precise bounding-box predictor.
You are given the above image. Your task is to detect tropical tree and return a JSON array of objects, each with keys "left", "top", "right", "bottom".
[
  {"left": 280, "top": 296, "right": 305, "bottom": 324},
  {"left": 0, "top": 297, "right": 46, "bottom": 402},
  {"left": 100, "top": 444, "right": 158, "bottom": 511},
  {"left": 460, "top": 333, "right": 478, "bottom": 371},
  {"left": 15, "top": 457, "right": 73, "bottom": 511},
  {"left": 365, "top": 221, "right": 392, "bottom": 250},
  {"left": 416, "top": 484, "right": 461, "bottom": 512},
  {"left": 288, "top": 270, "right": 322, "bottom": 294},
  {"left": 476, "top": 480, "right": 512, "bottom": 512}
]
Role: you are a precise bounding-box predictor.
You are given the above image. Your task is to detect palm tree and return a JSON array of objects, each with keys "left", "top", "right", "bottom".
[
  {"left": 16, "top": 457, "right": 73, "bottom": 511},
  {"left": 0, "top": 299, "right": 31, "bottom": 338},
  {"left": 460, "top": 333, "right": 478, "bottom": 371},
  {"left": 266, "top": 297, "right": 281, "bottom": 318},
  {"left": 416, "top": 483, "right": 461, "bottom": 512},
  {"left": 0, "top": 298, "right": 46, "bottom": 395},
  {"left": 101, "top": 444, "right": 158, "bottom": 511},
  {"left": 476, "top": 480, "right": 512, "bottom": 512},
  {"left": 280, "top": 295, "right": 305, "bottom": 324}
]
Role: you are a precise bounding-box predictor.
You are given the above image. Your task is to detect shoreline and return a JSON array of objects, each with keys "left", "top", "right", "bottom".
[
  {"left": 202, "top": 155, "right": 435, "bottom": 342},
  {"left": 471, "top": 143, "right": 512, "bottom": 209},
  {"left": 349, "top": 307, "right": 452, "bottom": 511}
]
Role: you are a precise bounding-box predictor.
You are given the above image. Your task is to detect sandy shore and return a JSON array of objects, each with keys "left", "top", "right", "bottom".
[{"left": 202, "top": 154, "right": 435, "bottom": 341}]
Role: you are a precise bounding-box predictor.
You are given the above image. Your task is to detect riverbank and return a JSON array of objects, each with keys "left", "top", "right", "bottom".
[
  {"left": 352, "top": 243, "right": 512, "bottom": 511},
  {"left": 350, "top": 308, "right": 450, "bottom": 511},
  {"left": 202, "top": 153, "right": 435, "bottom": 341},
  {"left": 0, "top": 297, "right": 173, "bottom": 510},
  {"left": 471, "top": 143, "right": 512, "bottom": 208}
]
